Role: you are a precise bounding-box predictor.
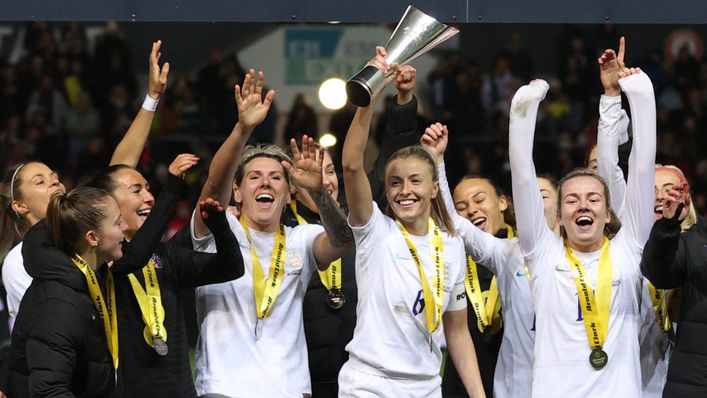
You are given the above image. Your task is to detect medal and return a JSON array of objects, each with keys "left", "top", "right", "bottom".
[
  {"left": 153, "top": 336, "right": 169, "bottom": 356},
  {"left": 589, "top": 348, "right": 608, "bottom": 370},
  {"left": 254, "top": 318, "right": 264, "bottom": 339},
  {"left": 326, "top": 289, "right": 346, "bottom": 309}
]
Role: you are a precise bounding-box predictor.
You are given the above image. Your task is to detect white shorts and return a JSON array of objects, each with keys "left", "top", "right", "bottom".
[{"left": 338, "top": 359, "right": 441, "bottom": 398}]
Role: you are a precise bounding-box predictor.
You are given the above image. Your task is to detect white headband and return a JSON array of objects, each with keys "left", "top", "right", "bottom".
[{"left": 9, "top": 163, "right": 25, "bottom": 203}]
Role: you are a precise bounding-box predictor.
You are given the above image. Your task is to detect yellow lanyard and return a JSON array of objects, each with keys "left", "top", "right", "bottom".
[
  {"left": 396, "top": 218, "right": 445, "bottom": 334},
  {"left": 565, "top": 238, "right": 613, "bottom": 354},
  {"left": 648, "top": 282, "right": 671, "bottom": 333},
  {"left": 289, "top": 201, "right": 342, "bottom": 291},
  {"left": 464, "top": 224, "right": 515, "bottom": 333},
  {"left": 71, "top": 255, "right": 119, "bottom": 369},
  {"left": 127, "top": 259, "right": 167, "bottom": 349},
  {"left": 240, "top": 217, "right": 287, "bottom": 319}
]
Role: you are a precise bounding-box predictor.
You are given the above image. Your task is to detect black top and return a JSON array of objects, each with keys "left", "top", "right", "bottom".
[
  {"left": 110, "top": 174, "right": 244, "bottom": 398},
  {"left": 641, "top": 212, "right": 707, "bottom": 398},
  {"left": 443, "top": 228, "right": 508, "bottom": 398},
  {"left": 7, "top": 172, "right": 175, "bottom": 398},
  {"left": 290, "top": 95, "right": 420, "bottom": 398}
]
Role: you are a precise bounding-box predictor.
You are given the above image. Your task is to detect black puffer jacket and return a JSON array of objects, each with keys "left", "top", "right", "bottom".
[
  {"left": 641, "top": 213, "right": 707, "bottom": 398},
  {"left": 7, "top": 177, "right": 175, "bottom": 397},
  {"left": 7, "top": 222, "right": 116, "bottom": 398}
]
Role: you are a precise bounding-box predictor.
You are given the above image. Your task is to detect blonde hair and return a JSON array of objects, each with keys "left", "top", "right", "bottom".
[
  {"left": 655, "top": 164, "right": 697, "bottom": 232},
  {"left": 235, "top": 144, "right": 293, "bottom": 186},
  {"left": 384, "top": 145, "right": 456, "bottom": 236}
]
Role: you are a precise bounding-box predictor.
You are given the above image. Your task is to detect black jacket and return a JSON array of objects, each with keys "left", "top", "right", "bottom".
[
  {"left": 641, "top": 213, "right": 707, "bottom": 398},
  {"left": 291, "top": 95, "right": 420, "bottom": 398},
  {"left": 7, "top": 174, "right": 181, "bottom": 398},
  {"left": 112, "top": 176, "right": 244, "bottom": 398}
]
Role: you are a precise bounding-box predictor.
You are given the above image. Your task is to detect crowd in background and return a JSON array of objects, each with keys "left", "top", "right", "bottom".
[{"left": 1, "top": 21, "right": 706, "bottom": 223}]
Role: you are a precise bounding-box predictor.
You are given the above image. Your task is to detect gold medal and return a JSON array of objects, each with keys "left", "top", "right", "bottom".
[{"left": 326, "top": 289, "right": 346, "bottom": 309}]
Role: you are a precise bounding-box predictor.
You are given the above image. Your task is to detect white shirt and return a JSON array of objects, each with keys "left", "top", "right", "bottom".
[
  {"left": 598, "top": 89, "right": 670, "bottom": 398},
  {"left": 191, "top": 212, "right": 323, "bottom": 398},
  {"left": 343, "top": 204, "right": 466, "bottom": 383},
  {"left": 509, "top": 74, "right": 655, "bottom": 398},
  {"left": 2, "top": 242, "right": 32, "bottom": 331},
  {"left": 438, "top": 164, "right": 535, "bottom": 398}
]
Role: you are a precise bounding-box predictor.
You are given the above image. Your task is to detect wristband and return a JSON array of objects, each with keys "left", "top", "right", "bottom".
[{"left": 142, "top": 94, "right": 159, "bottom": 111}]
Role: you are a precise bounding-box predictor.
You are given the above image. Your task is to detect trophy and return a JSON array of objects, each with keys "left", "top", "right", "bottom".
[{"left": 345, "top": 6, "right": 459, "bottom": 107}]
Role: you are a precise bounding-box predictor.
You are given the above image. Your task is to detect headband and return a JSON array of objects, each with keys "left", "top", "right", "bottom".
[
  {"left": 655, "top": 166, "right": 689, "bottom": 191},
  {"left": 9, "top": 163, "right": 25, "bottom": 203}
]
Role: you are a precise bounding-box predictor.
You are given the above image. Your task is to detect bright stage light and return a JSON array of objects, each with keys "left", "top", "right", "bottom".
[
  {"left": 318, "top": 133, "right": 338, "bottom": 148},
  {"left": 318, "top": 78, "right": 347, "bottom": 110}
]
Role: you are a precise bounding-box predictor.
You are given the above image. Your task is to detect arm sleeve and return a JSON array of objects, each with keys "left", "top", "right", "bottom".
[
  {"left": 438, "top": 163, "right": 505, "bottom": 274},
  {"left": 26, "top": 300, "right": 81, "bottom": 398},
  {"left": 640, "top": 216, "right": 685, "bottom": 289},
  {"left": 597, "top": 94, "right": 628, "bottom": 220},
  {"left": 508, "top": 81, "right": 555, "bottom": 269},
  {"left": 617, "top": 72, "right": 657, "bottom": 250},
  {"left": 168, "top": 210, "right": 245, "bottom": 289},
  {"left": 368, "top": 96, "right": 419, "bottom": 204},
  {"left": 111, "top": 174, "right": 184, "bottom": 274}
]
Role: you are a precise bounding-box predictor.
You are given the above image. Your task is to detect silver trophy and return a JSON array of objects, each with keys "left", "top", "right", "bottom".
[{"left": 346, "top": 6, "right": 459, "bottom": 107}]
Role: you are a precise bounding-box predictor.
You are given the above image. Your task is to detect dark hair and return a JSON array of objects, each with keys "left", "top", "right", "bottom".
[
  {"left": 46, "top": 187, "right": 114, "bottom": 256},
  {"left": 0, "top": 162, "right": 39, "bottom": 262},
  {"left": 454, "top": 174, "right": 516, "bottom": 230},
  {"left": 384, "top": 145, "right": 456, "bottom": 235},
  {"left": 78, "top": 164, "right": 132, "bottom": 194},
  {"left": 557, "top": 168, "right": 621, "bottom": 239}
]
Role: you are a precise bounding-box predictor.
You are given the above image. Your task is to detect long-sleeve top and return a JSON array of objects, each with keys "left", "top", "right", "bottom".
[
  {"left": 641, "top": 213, "right": 707, "bottom": 398},
  {"left": 509, "top": 75, "right": 655, "bottom": 398},
  {"left": 112, "top": 174, "right": 244, "bottom": 398},
  {"left": 438, "top": 163, "right": 533, "bottom": 398}
]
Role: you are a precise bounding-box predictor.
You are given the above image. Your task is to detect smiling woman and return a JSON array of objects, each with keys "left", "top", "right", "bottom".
[
  {"left": 508, "top": 65, "right": 656, "bottom": 397},
  {"left": 339, "top": 46, "right": 484, "bottom": 398}
]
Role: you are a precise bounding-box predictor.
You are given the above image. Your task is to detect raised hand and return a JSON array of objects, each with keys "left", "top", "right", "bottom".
[
  {"left": 235, "top": 69, "right": 276, "bottom": 129},
  {"left": 420, "top": 122, "right": 448, "bottom": 165},
  {"left": 662, "top": 185, "right": 690, "bottom": 220},
  {"left": 283, "top": 135, "right": 325, "bottom": 194},
  {"left": 617, "top": 66, "right": 642, "bottom": 79},
  {"left": 199, "top": 197, "right": 225, "bottom": 222},
  {"left": 598, "top": 36, "right": 628, "bottom": 97},
  {"left": 148, "top": 40, "right": 170, "bottom": 100},
  {"left": 168, "top": 153, "right": 199, "bottom": 178},
  {"left": 395, "top": 65, "right": 416, "bottom": 103}
]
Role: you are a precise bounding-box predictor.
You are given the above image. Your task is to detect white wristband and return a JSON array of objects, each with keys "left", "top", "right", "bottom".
[{"left": 142, "top": 94, "right": 159, "bottom": 111}]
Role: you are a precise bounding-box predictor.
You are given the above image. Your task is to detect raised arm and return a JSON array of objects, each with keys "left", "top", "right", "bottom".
[
  {"left": 284, "top": 136, "right": 353, "bottom": 268},
  {"left": 110, "top": 40, "right": 169, "bottom": 167},
  {"left": 421, "top": 123, "right": 506, "bottom": 272},
  {"left": 617, "top": 68, "right": 656, "bottom": 247},
  {"left": 193, "top": 70, "right": 275, "bottom": 238},
  {"left": 343, "top": 46, "right": 395, "bottom": 227},
  {"left": 508, "top": 80, "right": 552, "bottom": 259},
  {"left": 112, "top": 154, "right": 197, "bottom": 274},
  {"left": 597, "top": 37, "right": 630, "bottom": 219},
  {"left": 170, "top": 198, "right": 245, "bottom": 288},
  {"left": 641, "top": 192, "right": 687, "bottom": 288},
  {"left": 369, "top": 65, "right": 420, "bottom": 203}
]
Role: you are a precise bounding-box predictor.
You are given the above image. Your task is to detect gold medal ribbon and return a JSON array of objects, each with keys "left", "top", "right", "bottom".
[
  {"left": 128, "top": 259, "right": 167, "bottom": 348},
  {"left": 565, "top": 238, "right": 613, "bottom": 354},
  {"left": 289, "top": 200, "right": 342, "bottom": 291},
  {"left": 396, "top": 218, "right": 445, "bottom": 333},
  {"left": 648, "top": 282, "right": 671, "bottom": 333},
  {"left": 71, "top": 255, "right": 119, "bottom": 369},
  {"left": 464, "top": 224, "right": 515, "bottom": 333},
  {"left": 240, "top": 217, "right": 287, "bottom": 319}
]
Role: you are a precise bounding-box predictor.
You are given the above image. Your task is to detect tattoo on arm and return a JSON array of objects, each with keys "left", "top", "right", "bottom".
[{"left": 311, "top": 191, "right": 354, "bottom": 248}]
